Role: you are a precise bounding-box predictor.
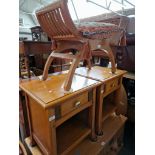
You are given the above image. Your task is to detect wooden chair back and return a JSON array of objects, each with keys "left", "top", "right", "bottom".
[{"left": 36, "top": 0, "right": 81, "bottom": 41}]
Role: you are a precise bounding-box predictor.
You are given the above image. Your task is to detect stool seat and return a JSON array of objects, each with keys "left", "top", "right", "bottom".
[{"left": 75, "top": 21, "right": 124, "bottom": 40}]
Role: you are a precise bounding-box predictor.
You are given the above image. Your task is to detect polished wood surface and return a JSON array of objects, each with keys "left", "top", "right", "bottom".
[
  {"left": 123, "top": 72, "right": 135, "bottom": 80},
  {"left": 25, "top": 137, "right": 42, "bottom": 155},
  {"left": 25, "top": 114, "right": 127, "bottom": 155},
  {"left": 75, "top": 66, "right": 127, "bottom": 135},
  {"left": 20, "top": 73, "right": 98, "bottom": 155},
  {"left": 57, "top": 118, "right": 91, "bottom": 155},
  {"left": 75, "top": 66, "right": 126, "bottom": 82},
  {"left": 20, "top": 73, "right": 100, "bottom": 108},
  {"left": 68, "top": 115, "right": 127, "bottom": 155},
  {"left": 35, "top": 0, "right": 118, "bottom": 91},
  {"left": 36, "top": 0, "right": 92, "bottom": 91},
  {"left": 19, "top": 140, "right": 27, "bottom": 155}
]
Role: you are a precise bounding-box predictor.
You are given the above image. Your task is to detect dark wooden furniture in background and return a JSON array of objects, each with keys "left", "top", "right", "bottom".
[
  {"left": 19, "top": 41, "right": 52, "bottom": 78},
  {"left": 19, "top": 41, "right": 72, "bottom": 79}
]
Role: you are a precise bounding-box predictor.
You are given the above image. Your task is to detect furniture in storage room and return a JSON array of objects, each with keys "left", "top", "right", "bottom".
[
  {"left": 19, "top": 41, "right": 52, "bottom": 78},
  {"left": 75, "top": 66, "right": 127, "bottom": 134},
  {"left": 88, "top": 16, "right": 130, "bottom": 67},
  {"left": 68, "top": 114, "right": 127, "bottom": 155},
  {"left": 112, "top": 33, "right": 135, "bottom": 73},
  {"left": 25, "top": 114, "right": 127, "bottom": 155},
  {"left": 35, "top": 0, "right": 126, "bottom": 91},
  {"left": 19, "top": 41, "right": 72, "bottom": 78},
  {"left": 20, "top": 73, "right": 100, "bottom": 155},
  {"left": 74, "top": 66, "right": 127, "bottom": 153}
]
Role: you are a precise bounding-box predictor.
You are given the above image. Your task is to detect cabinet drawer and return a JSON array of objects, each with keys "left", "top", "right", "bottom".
[
  {"left": 105, "top": 77, "right": 121, "bottom": 94},
  {"left": 61, "top": 91, "right": 89, "bottom": 117}
]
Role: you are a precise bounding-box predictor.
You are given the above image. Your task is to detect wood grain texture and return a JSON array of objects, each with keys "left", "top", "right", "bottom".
[
  {"left": 20, "top": 74, "right": 100, "bottom": 109},
  {"left": 75, "top": 66, "right": 126, "bottom": 82},
  {"left": 35, "top": 0, "right": 119, "bottom": 91},
  {"left": 21, "top": 72, "right": 98, "bottom": 155},
  {"left": 68, "top": 115, "right": 127, "bottom": 155},
  {"left": 75, "top": 66, "right": 127, "bottom": 135}
]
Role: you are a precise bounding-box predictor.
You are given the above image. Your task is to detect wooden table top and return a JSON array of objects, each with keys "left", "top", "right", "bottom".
[
  {"left": 20, "top": 73, "right": 100, "bottom": 109},
  {"left": 75, "top": 66, "right": 127, "bottom": 82}
]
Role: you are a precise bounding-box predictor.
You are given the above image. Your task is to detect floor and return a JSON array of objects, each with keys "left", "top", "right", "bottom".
[{"left": 118, "top": 121, "right": 135, "bottom": 155}]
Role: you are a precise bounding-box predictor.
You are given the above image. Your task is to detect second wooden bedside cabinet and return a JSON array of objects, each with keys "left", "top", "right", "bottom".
[{"left": 75, "top": 66, "right": 127, "bottom": 135}]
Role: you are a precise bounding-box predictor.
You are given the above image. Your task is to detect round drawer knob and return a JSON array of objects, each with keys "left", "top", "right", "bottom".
[{"left": 75, "top": 101, "right": 81, "bottom": 107}]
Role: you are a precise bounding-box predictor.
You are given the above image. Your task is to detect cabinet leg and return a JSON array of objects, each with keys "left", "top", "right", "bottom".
[
  {"left": 30, "top": 137, "right": 36, "bottom": 147},
  {"left": 96, "top": 86, "right": 103, "bottom": 136},
  {"left": 88, "top": 89, "right": 97, "bottom": 142}
]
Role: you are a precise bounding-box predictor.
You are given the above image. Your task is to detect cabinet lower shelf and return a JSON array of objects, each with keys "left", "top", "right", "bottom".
[
  {"left": 25, "top": 115, "right": 127, "bottom": 155},
  {"left": 56, "top": 117, "right": 91, "bottom": 155},
  {"left": 102, "top": 103, "right": 116, "bottom": 122},
  {"left": 68, "top": 115, "right": 127, "bottom": 155}
]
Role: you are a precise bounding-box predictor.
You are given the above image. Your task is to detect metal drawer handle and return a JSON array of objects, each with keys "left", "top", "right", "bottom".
[{"left": 75, "top": 101, "right": 81, "bottom": 107}]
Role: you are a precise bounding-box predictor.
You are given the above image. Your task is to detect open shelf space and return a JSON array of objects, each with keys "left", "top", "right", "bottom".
[
  {"left": 25, "top": 115, "right": 127, "bottom": 155},
  {"left": 102, "top": 92, "right": 117, "bottom": 122},
  {"left": 68, "top": 115, "right": 127, "bottom": 155},
  {"left": 102, "top": 103, "right": 116, "bottom": 122},
  {"left": 56, "top": 110, "right": 91, "bottom": 155}
]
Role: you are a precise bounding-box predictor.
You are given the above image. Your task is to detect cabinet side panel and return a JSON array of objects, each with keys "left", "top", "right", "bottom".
[{"left": 28, "top": 97, "right": 54, "bottom": 154}]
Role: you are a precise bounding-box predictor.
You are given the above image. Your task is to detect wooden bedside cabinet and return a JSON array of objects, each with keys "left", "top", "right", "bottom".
[
  {"left": 75, "top": 66, "right": 127, "bottom": 135},
  {"left": 20, "top": 73, "right": 100, "bottom": 155}
]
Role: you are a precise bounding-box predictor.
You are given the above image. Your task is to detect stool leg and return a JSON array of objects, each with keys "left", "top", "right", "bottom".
[
  {"left": 100, "top": 47, "right": 116, "bottom": 73},
  {"left": 42, "top": 52, "right": 55, "bottom": 80},
  {"left": 87, "top": 59, "right": 92, "bottom": 69},
  {"left": 64, "top": 56, "right": 81, "bottom": 91}
]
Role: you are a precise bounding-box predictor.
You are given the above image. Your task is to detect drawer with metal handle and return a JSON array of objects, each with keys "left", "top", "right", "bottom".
[
  {"left": 104, "top": 77, "right": 121, "bottom": 95},
  {"left": 60, "top": 91, "right": 90, "bottom": 117}
]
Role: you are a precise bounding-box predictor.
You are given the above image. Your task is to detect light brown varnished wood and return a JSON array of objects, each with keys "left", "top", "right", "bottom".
[
  {"left": 24, "top": 115, "right": 127, "bottom": 155},
  {"left": 75, "top": 66, "right": 126, "bottom": 82},
  {"left": 20, "top": 73, "right": 100, "bottom": 109},
  {"left": 75, "top": 66, "right": 127, "bottom": 135},
  {"left": 123, "top": 72, "right": 135, "bottom": 80},
  {"left": 88, "top": 88, "right": 97, "bottom": 141},
  {"left": 60, "top": 91, "right": 88, "bottom": 117},
  {"left": 35, "top": 0, "right": 118, "bottom": 91},
  {"left": 95, "top": 85, "right": 104, "bottom": 135},
  {"left": 36, "top": 0, "right": 92, "bottom": 91},
  {"left": 25, "top": 137, "right": 42, "bottom": 155},
  {"left": 68, "top": 115, "right": 127, "bottom": 155},
  {"left": 20, "top": 73, "right": 99, "bottom": 155},
  {"left": 55, "top": 102, "right": 92, "bottom": 128},
  {"left": 56, "top": 118, "right": 91, "bottom": 155},
  {"left": 28, "top": 97, "right": 57, "bottom": 155},
  {"left": 19, "top": 140, "right": 27, "bottom": 155}
]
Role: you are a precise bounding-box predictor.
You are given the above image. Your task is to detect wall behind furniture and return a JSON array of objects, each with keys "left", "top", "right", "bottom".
[{"left": 19, "top": 12, "right": 36, "bottom": 40}]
